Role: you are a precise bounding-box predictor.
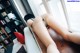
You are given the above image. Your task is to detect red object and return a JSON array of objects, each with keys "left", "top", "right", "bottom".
[{"left": 14, "top": 32, "right": 25, "bottom": 44}]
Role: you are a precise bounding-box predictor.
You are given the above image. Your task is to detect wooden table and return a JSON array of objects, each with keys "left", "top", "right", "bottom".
[{"left": 36, "top": 34, "right": 80, "bottom": 53}]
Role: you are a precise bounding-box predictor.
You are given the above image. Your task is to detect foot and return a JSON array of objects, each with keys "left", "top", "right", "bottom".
[{"left": 27, "top": 19, "right": 33, "bottom": 27}]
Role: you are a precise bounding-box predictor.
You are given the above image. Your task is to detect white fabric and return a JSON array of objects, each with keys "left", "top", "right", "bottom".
[
  {"left": 24, "top": 27, "right": 42, "bottom": 53},
  {"left": 12, "top": 38, "right": 26, "bottom": 53},
  {"left": 12, "top": 38, "right": 22, "bottom": 53}
]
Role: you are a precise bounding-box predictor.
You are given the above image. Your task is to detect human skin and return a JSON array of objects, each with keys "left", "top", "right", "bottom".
[
  {"left": 27, "top": 14, "right": 80, "bottom": 53},
  {"left": 42, "top": 14, "right": 80, "bottom": 44},
  {"left": 27, "top": 17, "right": 60, "bottom": 53}
]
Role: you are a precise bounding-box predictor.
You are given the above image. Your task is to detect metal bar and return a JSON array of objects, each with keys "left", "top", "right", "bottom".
[
  {"left": 42, "top": 0, "right": 51, "bottom": 13},
  {"left": 60, "top": 0, "right": 70, "bottom": 30}
]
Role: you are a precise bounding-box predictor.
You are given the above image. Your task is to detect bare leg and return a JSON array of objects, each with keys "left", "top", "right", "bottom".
[
  {"left": 42, "top": 14, "right": 80, "bottom": 44},
  {"left": 27, "top": 17, "right": 60, "bottom": 53}
]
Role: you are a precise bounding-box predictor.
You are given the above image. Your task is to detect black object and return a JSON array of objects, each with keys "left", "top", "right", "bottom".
[
  {"left": 5, "top": 43, "right": 13, "bottom": 53},
  {"left": 17, "top": 46, "right": 27, "bottom": 53},
  {"left": 21, "top": 0, "right": 33, "bottom": 14},
  {"left": 24, "top": 14, "right": 35, "bottom": 22}
]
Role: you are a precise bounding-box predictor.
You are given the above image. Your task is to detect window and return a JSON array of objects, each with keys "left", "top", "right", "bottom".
[
  {"left": 63, "top": 0, "right": 80, "bottom": 32},
  {"left": 64, "top": 0, "right": 80, "bottom": 14},
  {"left": 47, "top": 0, "right": 68, "bottom": 29},
  {"left": 28, "top": 0, "right": 80, "bottom": 32},
  {"left": 27, "top": 0, "right": 47, "bottom": 16},
  {"left": 28, "top": 0, "right": 68, "bottom": 28}
]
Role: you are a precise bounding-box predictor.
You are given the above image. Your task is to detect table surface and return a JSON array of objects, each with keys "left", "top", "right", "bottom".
[{"left": 35, "top": 34, "right": 80, "bottom": 53}]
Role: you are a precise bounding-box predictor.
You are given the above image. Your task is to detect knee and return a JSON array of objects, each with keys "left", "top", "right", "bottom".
[
  {"left": 42, "top": 14, "right": 49, "bottom": 21},
  {"left": 42, "top": 13, "right": 53, "bottom": 23},
  {"left": 27, "top": 19, "right": 33, "bottom": 26},
  {"left": 33, "top": 17, "right": 44, "bottom": 25}
]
